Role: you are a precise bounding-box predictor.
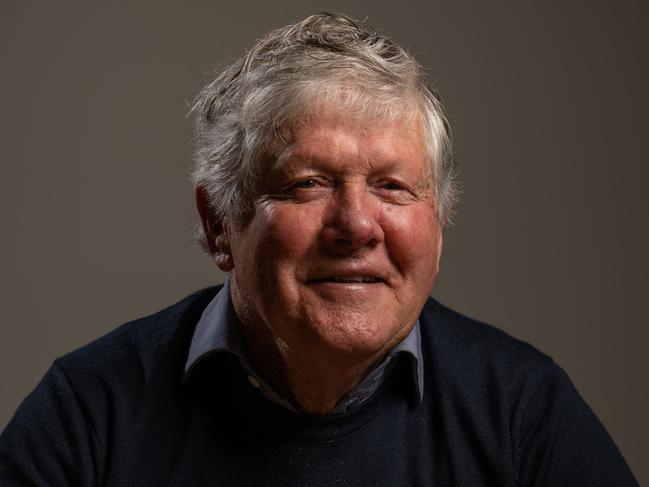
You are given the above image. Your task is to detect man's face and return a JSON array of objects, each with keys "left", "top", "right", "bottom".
[{"left": 226, "top": 110, "right": 443, "bottom": 363}]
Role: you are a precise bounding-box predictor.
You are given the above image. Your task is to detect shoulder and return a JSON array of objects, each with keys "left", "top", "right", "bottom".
[
  {"left": 418, "top": 297, "right": 559, "bottom": 416},
  {"left": 53, "top": 286, "right": 220, "bottom": 396},
  {"left": 419, "top": 297, "right": 554, "bottom": 371},
  {"left": 0, "top": 287, "right": 221, "bottom": 485},
  {"left": 415, "top": 300, "right": 638, "bottom": 485}
]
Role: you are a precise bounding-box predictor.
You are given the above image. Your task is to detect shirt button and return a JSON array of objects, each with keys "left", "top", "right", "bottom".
[{"left": 248, "top": 375, "right": 261, "bottom": 389}]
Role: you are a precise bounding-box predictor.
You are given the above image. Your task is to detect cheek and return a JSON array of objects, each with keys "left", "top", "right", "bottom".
[
  {"left": 242, "top": 203, "right": 323, "bottom": 269},
  {"left": 381, "top": 206, "right": 441, "bottom": 272}
]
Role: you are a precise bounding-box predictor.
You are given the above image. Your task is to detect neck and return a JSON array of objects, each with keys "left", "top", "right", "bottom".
[
  {"left": 241, "top": 327, "right": 383, "bottom": 415},
  {"left": 283, "top": 354, "right": 381, "bottom": 415}
]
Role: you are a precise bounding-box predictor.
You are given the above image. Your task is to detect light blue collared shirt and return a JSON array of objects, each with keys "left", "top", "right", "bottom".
[{"left": 184, "top": 279, "right": 424, "bottom": 414}]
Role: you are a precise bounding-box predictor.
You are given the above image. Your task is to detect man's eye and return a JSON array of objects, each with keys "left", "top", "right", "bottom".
[
  {"left": 382, "top": 181, "right": 404, "bottom": 191},
  {"left": 294, "top": 179, "right": 318, "bottom": 189},
  {"left": 278, "top": 177, "right": 329, "bottom": 199}
]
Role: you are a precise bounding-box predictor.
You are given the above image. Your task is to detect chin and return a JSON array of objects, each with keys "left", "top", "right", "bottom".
[{"left": 305, "top": 311, "right": 406, "bottom": 357}]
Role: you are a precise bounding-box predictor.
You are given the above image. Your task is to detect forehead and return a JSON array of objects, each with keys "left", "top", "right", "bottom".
[{"left": 272, "top": 108, "right": 431, "bottom": 175}]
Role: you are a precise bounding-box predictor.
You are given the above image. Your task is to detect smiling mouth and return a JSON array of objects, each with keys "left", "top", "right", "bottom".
[{"left": 310, "top": 276, "right": 383, "bottom": 284}]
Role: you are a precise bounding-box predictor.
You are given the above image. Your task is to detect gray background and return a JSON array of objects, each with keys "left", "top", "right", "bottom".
[{"left": 1, "top": 1, "right": 647, "bottom": 483}]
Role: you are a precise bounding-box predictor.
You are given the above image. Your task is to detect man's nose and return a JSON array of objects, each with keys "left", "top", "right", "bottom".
[{"left": 322, "top": 183, "right": 384, "bottom": 251}]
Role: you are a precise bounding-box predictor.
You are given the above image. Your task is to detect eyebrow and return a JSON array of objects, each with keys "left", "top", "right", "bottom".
[{"left": 274, "top": 149, "right": 417, "bottom": 174}]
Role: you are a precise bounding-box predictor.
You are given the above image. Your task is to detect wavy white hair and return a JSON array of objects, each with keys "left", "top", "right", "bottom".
[{"left": 190, "top": 12, "right": 458, "bottom": 250}]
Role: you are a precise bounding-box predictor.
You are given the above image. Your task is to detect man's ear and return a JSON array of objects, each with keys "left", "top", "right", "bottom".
[
  {"left": 195, "top": 186, "right": 234, "bottom": 272},
  {"left": 435, "top": 230, "right": 444, "bottom": 270}
]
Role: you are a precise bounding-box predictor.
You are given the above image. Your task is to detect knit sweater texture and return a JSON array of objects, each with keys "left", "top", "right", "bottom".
[{"left": 0, "top": 287, "right": 638, "bottom": 486}]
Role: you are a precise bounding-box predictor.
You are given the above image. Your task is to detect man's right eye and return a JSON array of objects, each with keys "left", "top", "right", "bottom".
[{"left": 279, "top": 177, "right": 330, "bottom": 199}]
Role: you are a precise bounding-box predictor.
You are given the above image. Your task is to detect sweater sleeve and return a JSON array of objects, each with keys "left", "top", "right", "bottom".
[
  {"left": 515, "top": 363, "right": 638, "bottom": 486},
  {"left": 0, "top": 361, "right": 101, "bottom": 487}
]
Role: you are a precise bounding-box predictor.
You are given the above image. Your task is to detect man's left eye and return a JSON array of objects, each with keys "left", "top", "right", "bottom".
[
  {"left": 381, "top": 181, "right": 404, "bottom": 191},
  {"left": 295, "top": 179, "right": 317, "bottom": 189}
]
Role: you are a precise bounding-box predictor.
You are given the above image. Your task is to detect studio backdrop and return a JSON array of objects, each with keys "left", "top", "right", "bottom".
[{"left": 1, "top": 1, "right": 647, "bottom": 483}]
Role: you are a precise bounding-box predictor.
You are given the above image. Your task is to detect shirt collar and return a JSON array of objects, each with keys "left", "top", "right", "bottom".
[
  {"left": 185, "top": 278, "right": 424, "bottom": 410},
  {"left": 184, "top": 279, "right": 245, "bottom": 376}
]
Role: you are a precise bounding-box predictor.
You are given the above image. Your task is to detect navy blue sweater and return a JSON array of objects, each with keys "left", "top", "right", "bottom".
[{"left": 0, "top": 287, "right": 638, "bottom": 486}]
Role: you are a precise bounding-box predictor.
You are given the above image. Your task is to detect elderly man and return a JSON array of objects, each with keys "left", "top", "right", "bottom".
[{"left": 0, "top": 12, "right": 638, "bottom": 486}]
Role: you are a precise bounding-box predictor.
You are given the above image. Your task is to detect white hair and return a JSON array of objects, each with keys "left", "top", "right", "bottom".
[{"left": 190, "top": 12, "right": 457, "bottom": 249}]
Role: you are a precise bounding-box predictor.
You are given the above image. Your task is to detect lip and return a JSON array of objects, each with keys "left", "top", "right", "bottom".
[
  {"left": 304, "top": 267, "right": 390, "bottom": 302},
  {"left": 305, "top": 277, "right": 388, "bottom": 303},
  {"left": 308, "top": 275, "right": 384, "bottom": 284},
  {"left": 305, "top": 267, "right": 388, "bottom": 285}
]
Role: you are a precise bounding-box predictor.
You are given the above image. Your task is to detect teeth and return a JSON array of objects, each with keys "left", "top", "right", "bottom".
[{"left": 328, "top": 276, "right": 379, "bottom": 283}]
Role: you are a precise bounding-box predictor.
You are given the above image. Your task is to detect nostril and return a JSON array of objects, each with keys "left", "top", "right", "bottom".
[
  {"left": 325, "top": 210, "right": 382, "bottom": 250},
  {"left": 333, "top": 233, "right": 379, "bottom": 251},
  {"left": 323, "top": 189, "right": 384, "bottom": 250}
]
